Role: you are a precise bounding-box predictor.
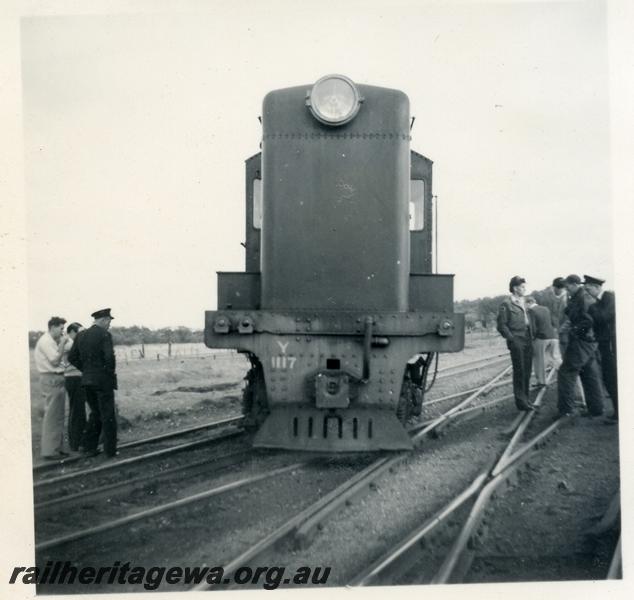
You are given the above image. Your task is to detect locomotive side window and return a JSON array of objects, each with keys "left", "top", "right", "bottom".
[
  {"left": 252, "top": 178, "right": 262, "bottom": 229},
  {"left": 409, "top": 180, "right": 425, "bottom": 231}
]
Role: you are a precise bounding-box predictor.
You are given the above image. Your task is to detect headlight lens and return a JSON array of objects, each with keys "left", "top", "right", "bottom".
[{"left": 306, "top": 74, "right": 362, "bottom": 126}]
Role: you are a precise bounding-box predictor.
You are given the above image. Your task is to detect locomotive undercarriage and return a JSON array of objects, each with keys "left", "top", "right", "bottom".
[
  {"left": 206, "top": 309, "right": 464, "bottom": 452},
  {"left": 242, "top": 352, "right": 435, "bottom": 451}
]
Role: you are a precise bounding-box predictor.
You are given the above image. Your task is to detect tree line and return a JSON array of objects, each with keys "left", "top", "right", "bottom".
[
  {"left": 29, "top": 287, "right": 553, "bottom": 347},
  {"left": 455, "top": 286, "right": 551, "bottom": 331},
  {"left": 28, "top": 326, "right": 204, "bottom": 349}
]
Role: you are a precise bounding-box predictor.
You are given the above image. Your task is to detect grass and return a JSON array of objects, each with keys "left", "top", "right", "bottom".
[{"left": 29, "top": 335, "right": 504, "bottom": 455}]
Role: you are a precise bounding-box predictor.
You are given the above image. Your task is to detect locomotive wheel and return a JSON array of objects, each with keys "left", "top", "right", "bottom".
[
  {"left": 242, "top": 360, "right": 269, "bottom": 431},
  {"left": 411, "top": 386, "right": 424, "bottom": 417},
  {"left": 396, "top": 378, "right": 413, "bottom": 424}
]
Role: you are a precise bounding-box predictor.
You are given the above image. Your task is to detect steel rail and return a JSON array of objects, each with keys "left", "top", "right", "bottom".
[
  {"left": 35, "top": 461, "right": 308, "bottom": 553},
  {"left": 436, "top": 351, "right": 506, "bottom": 373},
  {"left": 350, "top": 472, "right": 489, "bottom": 586},
  {"left": 408, "top": 393, "right": 515, "bottom": 435},
  {"left": 436, "top": 356, "right": 508, "bottom": 380},
  {"left": 34, "top": 424, "right": 244, "bottom": 489},
  {"left": 294, "top": 365, "right": 512, "bottom": 547},
  {"left": 430, "top": 416, "right": 563, "bottom": 584},
  {"left": 32, "top": 415, "right": 244, "bottom": 472},
  {"left": 192, "top": 456, "right": 397, "bottom": 591},
  {"left": 350, "top": 377, "right": 559, "bottom": 586},
  {"left": 193, "top": 365, "right": 513, "bottom": 590},
  {"left": 490, "top": 367, "right": 556, "bottom": 477},
  {"left": 35, "top": 449, "right": 252, "bottom": 511},
  {"left": 423, "top": 379, "right": 511, "bottom": 408}
]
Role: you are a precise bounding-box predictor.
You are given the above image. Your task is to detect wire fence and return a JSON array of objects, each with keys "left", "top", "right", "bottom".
[
  {"left": 115, "top": 330, "right": 499, "bottom": 363},
  {"left": 114, "top": 343, "right": 238, "bottom": 363}
]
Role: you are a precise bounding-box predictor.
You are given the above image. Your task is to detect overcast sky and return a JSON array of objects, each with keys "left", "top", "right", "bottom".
[{"left": 21, "top": 0, "right": 612, "bottom": 330}]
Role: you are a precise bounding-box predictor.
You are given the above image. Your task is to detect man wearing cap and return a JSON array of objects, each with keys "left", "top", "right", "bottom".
[
  {"left": 557, "top": 275, "right": 605, "bottom": 417},
  {"left": 34, "top": 316, "right": 70, "bottom": 459},
  {"left": 585, "top": 276, "right": 618, "bottom": 421},
  {"left": 497, "top": 276, "right": 534, "bottom": 411},
  {"left": 525, "top": 297, "right": 561, "bottom": 387},
  {"left": 68, "top": 308, "right": 118, "bottom": 457},
  {"left": 540, "top": 277, "right": 568, "bottom": 334}
]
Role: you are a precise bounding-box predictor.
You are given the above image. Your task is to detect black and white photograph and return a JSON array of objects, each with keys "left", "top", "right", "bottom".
[{"left": 1, "top": 0, "right": 632, "bottom": 597}]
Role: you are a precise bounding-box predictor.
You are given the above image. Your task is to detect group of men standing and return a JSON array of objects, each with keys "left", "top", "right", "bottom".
[
  {"left": 497, "top": 275, "right": 617, "bottom": 421},
  {"left": 33, "top": 308, "right": 119, "bottom": 460}
]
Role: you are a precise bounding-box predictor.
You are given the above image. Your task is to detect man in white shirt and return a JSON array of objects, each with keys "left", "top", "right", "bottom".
[{"left": 34, "top": 316, "right": 69, "bottom": 459}]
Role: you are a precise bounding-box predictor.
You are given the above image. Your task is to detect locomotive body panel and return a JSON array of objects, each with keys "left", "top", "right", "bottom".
[
  {"left": 261, "top": 85, "right": 410, "bottom": 311},
  {"left": 205, "top": 75, "right": 466, "bottom": 452}
]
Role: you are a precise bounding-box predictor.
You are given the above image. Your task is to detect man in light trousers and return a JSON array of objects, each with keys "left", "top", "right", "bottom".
[
  {"left": 525, "top": 297, "right": 562, "bottom": 386},
  {"left": 34, "top": 316, "right": 69, "bottom": 459}
]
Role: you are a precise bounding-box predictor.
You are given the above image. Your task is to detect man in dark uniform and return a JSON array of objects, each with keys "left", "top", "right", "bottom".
[
  {"left": 584, "top": 275, "right": 618, "bottom": 422},
  {"left": 557, "top": 275, "right": 605, "bottom": 417},
  {"left": 497, "top": 276, "right": 534, "bottom": 411},
  {"left": 68, "top": 308, "right": 118, "bottom": 457}
]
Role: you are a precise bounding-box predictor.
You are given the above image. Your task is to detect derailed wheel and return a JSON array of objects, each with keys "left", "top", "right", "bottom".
[
  {"left": 242, "top": 356, "right": 269, "bottom": 430},
  {"left": 396, "top": 377, "right": 413, "bottom": 424}
]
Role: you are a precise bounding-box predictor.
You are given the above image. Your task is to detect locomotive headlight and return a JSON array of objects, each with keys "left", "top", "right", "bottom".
[{"left": 306, "top": 74, "right": 362, "bottom": 126}]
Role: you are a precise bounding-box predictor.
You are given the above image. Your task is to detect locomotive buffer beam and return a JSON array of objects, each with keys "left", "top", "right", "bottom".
[{"left": 206, "top": 310, "right": 462, "bottom": 341}]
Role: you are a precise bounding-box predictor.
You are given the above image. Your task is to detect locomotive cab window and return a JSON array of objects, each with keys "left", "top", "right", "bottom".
[
  {"left": 409, "top": 180, "right": 425, "bottom": 231},
  {"left": 253, "top": 179, "right": 262, "bottom": 229}
]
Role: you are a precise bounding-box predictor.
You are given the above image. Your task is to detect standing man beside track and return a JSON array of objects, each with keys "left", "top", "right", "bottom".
[
  {"left": 584, "top": 275, "right": 618, "bottom": 423},
  {"left": 68, "top": 308, "right": 119, "bottom": 458},
  {"left": 525, "top": 297, "right": 561, "bottom": 387},
  {"left": 34, "top": 316, "right": 69, "bottom": 459},
  {"left": 557, "top": 275, "right": 605, "bottom": 418},
  {"left": 497, "top": 276, "right": 534, "bottom": 412}
]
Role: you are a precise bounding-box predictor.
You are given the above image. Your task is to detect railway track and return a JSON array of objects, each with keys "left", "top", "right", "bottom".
[
  {"left": 33, "top": 351, "right": 509, "bottom": 495},
  {"left": 33, "top": 416, "right": 244, "bottom": 488},
  {"left": 32, "top": 415, "right": 245, "bottom": 474},
  {"left": 190, "top": 363, "right": 515, "bottom": 591},
  {"left": 33, "top": 350, "right": 526, "bottom": 593},
  {"left": 34, "top": 361, "right": 516, "bottom": 572},
  {"left": 349, "top": 369, "right": 566, "bottom": 585}
]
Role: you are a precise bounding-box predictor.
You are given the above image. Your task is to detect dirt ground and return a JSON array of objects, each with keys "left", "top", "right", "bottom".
[
  {"left": 29, "top": 332, "right": 621, "bottom": 588},
  {"left": 28, "top": 332, "right": 504, "bottom": 458},
  {"left": 467, "top": 403, "right": 621, "bottom": 583}
]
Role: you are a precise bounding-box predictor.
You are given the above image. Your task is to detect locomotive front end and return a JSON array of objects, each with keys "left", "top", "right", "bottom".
[{"left": 205, "top": 75, "right": 465, "bottom": 452}]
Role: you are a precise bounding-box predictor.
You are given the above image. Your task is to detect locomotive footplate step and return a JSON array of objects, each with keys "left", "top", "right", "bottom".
[{"left": 253, "top": 407, "right": 413, "bottom": 452}]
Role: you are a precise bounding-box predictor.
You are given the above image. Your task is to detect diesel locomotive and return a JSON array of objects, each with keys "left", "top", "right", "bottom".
[{"left": 205, "top": 74, "right": 464, "bottom": 452}]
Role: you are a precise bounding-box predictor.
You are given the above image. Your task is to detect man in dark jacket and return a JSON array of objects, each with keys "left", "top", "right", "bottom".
[
  {"left": 539, "top": 277, "right": 568, "bottom": 333},
  {"left": 525, "top": 297, "right": 561, "bottom": 386},
  {"left": 557, "top": 276, "right": 605, "bottom": 417},
  {"left": 68, "top": 308, "right": 118, "bottom": 457},
  {"left": 497, "top": 276, "right": 534, "bottom": 411},
  {"left": 585, "top": 275, "right": 618, "bottom": 422}
]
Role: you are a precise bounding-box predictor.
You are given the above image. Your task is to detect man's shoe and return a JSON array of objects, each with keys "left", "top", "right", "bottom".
[
  {"left": 83, "top": 449, "right": 101, "bottom": 457},
  {"left": 557, "top": 412, "right": 576, "bottom": 420},
  {"left": 42, "top": 451, "right": 67, "bottom": 460}
]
